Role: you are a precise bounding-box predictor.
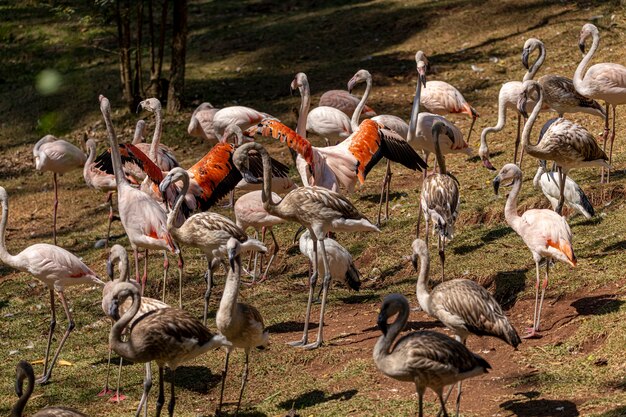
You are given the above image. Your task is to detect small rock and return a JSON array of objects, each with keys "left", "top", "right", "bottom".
[
  {"left": 9, "top": 350, "right": 19, "bottom": 355},
  {"left": 94, "top": 239, "right": 107, "bottom": 249},
  {"left": 471, "top": 65, "right": 484, "bottom": 72}
]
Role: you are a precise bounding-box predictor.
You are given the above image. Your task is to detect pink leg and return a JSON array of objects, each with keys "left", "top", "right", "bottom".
[
  {"left": 601, "top": 103, "right": 610, "bottom": 183},
  {"left": 53, "top": 173, "right": 58, "bottom": 245},
  {"left": 133, "top": 248, "right": 140, "bottom": 283},
  {"left": 37, "top": 291, "right": 75, "bottom": 384},
  {"left": 142, "top": 249, "right": 148, "bottom": 294},
  {"left": 535, "top": 262, "right": 550, "bottom": 332},
  {"left": 98, "top": 322, "right": 114, "bottom": 397},
  {"left": 607, "top": 105, "right": 616, "bottom": 183},
  {"left": 176, "top": 252, "right": 183, "bottom": 308},
  {"left": 523, "top": 261, "right": 542, "bottom": 339}
]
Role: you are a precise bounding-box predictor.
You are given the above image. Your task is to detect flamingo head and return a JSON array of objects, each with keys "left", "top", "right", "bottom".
[
  {"left": 415, "top": 50, "right": 429, "bottom": 87},
  {"left": 290, "top": 72, "right": 307, "bottom": 96},
  {"left": 347, "top": 69, "right": 370, "bottom": 93},
  {"left": 579, "top": 23, "right": 598, "bottom": 54},
  {"left": 521, "top": 38, "right": 542, "bottom": 70},
  {"left": 377, "top": 294, "right": 408, "bottom": 336},
  {"left": 137, "top": 97, "right": 162, "bottom": 114},
  {"left": 493, "top": 163, "right": 522, "bottom": 195},
  {"left": 221, "top": 124, "right": 244, "bottom": 145},
  {"left": 517, "top": 80, "right": 541, "bottom": 119},
  {"left": 227, "top": 237, "right": 241, "bottom": 271}
]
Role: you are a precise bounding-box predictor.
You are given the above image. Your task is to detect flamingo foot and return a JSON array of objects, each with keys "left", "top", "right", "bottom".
[
  {"left": 35, "top": 374, "right": 50, "bottom": 385},
  {"left": 287, "top": 338, "right": 307, "bottom": 347},
  {"left": 109, "top": 392, "right": 127, "bottom": 402},
  {"left": 302, "top": 341, "right": 323, "bottom": 350},
  {"left": 522, "top": 327, "right": 542, "bottom": 339},
  {"left": 97, "top": 388, "right": 114, "bottom": 397}
]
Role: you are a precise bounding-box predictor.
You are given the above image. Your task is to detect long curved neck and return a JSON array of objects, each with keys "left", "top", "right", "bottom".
[
  {"left": 83, "top": 141, "right": 96, "bottom": 179},
  {"left": 351, "top": 74, "right": 372, "bottom": 130},
  {"left": 11, "top": 370, "right": 33, "bottom": 417},
  {"left": 249, "top": 144, "right": 278, "bottom": 214},
  {"left": 415, "top": 252, "right": 432, "bottom": 316},
  {"left": 521, "top": 86, "right": 543, "bottom": 151},
  {"left": 168, "top": 173, "right": 189, "bottom": 231},
  {"left": 574, "top": 31, "right": 599, "bottom": 88},
  {"left": 109, "top": 289, "right": 141, "bottom": 359},
  {"left": 102, "top": 105, "right": 128, "bottom": 187},
  {"left": 149, "top": 108, "right": 162, "bottom": 160},
  {"left": 219, "top": 254, "right": 241, "bottom": 316},
  {"left": 119, "top": 254, "right": 129, "bottom": 283},
  {"left": 407, "top": 78, "right": 422, "bottom": 143},
  {"left": 373, "top": 303, "right": 409, "bottom": 358},
  {"left": 433, "top": 128, "right": 446, "bottom": 175},
  {"left": 480, "top": 87, "right": 509, "bottom": 151},
  {"left": 504, "top": 176, "right": 522, "bottom": 224},
  {"left": 0, "top": 193, "right": 17, "bottom": 267},
  {"left": 524, "top": 43, "right": 545, "bottom": 82},
  {"left": 296, "top": 80, "right": 310, "bottom": 138}
]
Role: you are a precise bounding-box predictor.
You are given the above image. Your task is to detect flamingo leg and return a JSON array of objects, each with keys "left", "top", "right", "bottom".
[
  {"left": 437, "top": 387, "right": 450, "bottom": 417},
  {"left": 167, "top": 369, "right": 176, "bottom": 417},
  {"left": 135, "top": 363, "right": 152, "bottom": 417},
  {"left": 303, "top": 238, "right": 331, "bottom": 350},
  {"left": 467, "top": 115, "right": 477, "bottom": 145},
  {"left": 555, "top": 168, "right": 566, "bottom": 215},
  {"left": 52, "top": 172, "right": 58, "bottom": 245},
  {"left": 177, "top": 252, "right": 184, "bottom": 308},
  {"left": 155, "top": 366, "right": 165, "bottom": 417},
  {"left": 601, "top": 102, "right": 610, "bottom": 183},
  {"left": 236, "top": 349, "right": 250, "bottom": 414},
  {"left": 217, "top": 350, "right": 231, "bottom": 416},
  {"left": 607, "top": 105, "right": 616, "bottom": 183},
  {"left": 385, "top": 162, "right": 392, "bottom": 222},
  {"left": 424, "top": 215, "right": 430, "bottom": 247},
  {"left": 535, "top": 261, "right": 550, "bottom": 332},
  {"left": 513, "top": 114, "right": 521, "bottom": 165},
  {"left": 376, "top": 160, "right": 392, "bottom": 226},
  {"left": 259, "top": 228, "right": 279, "bottom": 283},
  {"left": 162, "top": 251, "right": 168, "bottom": 301},
  {"left": 418, "top": 389, "right": 424, "bottom": 417},
  {"left": 134, "top": 248, "right": 141, "bottom": 283},
  {"left": 203, "top": 257, "right": 214, "bottom": 325},
  {"left": 39, "top": 288, "right": 56, "bottom": 384},
  {"left": 524, "top": 261, "right": 542, "bottom": 339},
  {"left": 288, "top": 235, "right": 317, "bottom": 347},
  {"left": 110, "top": 356, "right": 126, "bottom": 402},
  {"left": 37, "top": 290, "right": 74, "bottom": 384},
  {"left": 142, "top": 249, "right": 148, "bottom": 294},
  {"left": 98, "top": 322, "right": 114, "bottom": 397},
  {"left": 439, "top": 235, "right": 446, "bottom": 282},
  {"left": 106, "top": 191, "right": 114, "bottom": 247}
]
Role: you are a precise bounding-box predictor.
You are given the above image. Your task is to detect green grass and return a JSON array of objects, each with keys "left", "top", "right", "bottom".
[{"left": 1, "top": 0, "right": 626, "bottom": 416}]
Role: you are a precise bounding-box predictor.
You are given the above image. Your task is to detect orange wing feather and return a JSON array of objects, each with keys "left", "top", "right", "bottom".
[
  {"left": 348, "top": 119, "right": 383, "bottom": 184},
  {"left": 547, "top": 238, "right": 577, "bottom": 266},
  {"left": 248, "top": 120, "right": 314, "bottom": 170},
  {"left": 188, "top": 142, "right": 237, "bottom": 204}
]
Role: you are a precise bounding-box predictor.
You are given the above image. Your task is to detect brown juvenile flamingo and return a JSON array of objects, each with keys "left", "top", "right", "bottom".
[
  {"left": 12, "top": 361, "right": 89, "bottom": 417},
  {"left": 215, "top": 237, "right": 269, "bottom": 416},
  {"left": 33, "top": 135, "right": 86, "bottom": 245},
  {"left": 107, "top": 281, "right": 231, "bottom": 417},
  {"left": 318, "top": 89, "right": 377, "bottom": 119},
  {"left": 418, "top": 122, "right": 460, "bottom": 281},
  {"left": 374, "top": 293, "right": 491, "bottom": 417},
  {"left": 99, "top": 95, "right": 179, "bottom": 290},
  {"left": 411, "top": 238, "right": 520, "bottom": 414},
  {"left": 574, "top": 23, "right": 626, "bottom": 182},
  {"left": 517, "top": 80, "right": 609, "bottom": 214},
  {"left": 494, "top": 164, "right": 576, "bottom": 338},
  {"left": 188, "top": 102, "right": 220, "bottom": 142},
  {"left": 100, "top": 244, "right": 169, "bottom": 402},
  {"left": 0, "top": 185, "right": 104, "bottom": 384},
  {"left": 159, "top": 167, "right": 266, "bottom": 321},
  {"left": 233, "top": 141, "right": 379, "bottom": 350}
]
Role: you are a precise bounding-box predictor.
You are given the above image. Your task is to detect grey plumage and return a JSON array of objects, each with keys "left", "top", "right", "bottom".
[
  {"left": 373, "top": 294, "right": 490, "bottom": 417},
  {"left": 12, "top": 361, "right": 88, "bottom": 417}
]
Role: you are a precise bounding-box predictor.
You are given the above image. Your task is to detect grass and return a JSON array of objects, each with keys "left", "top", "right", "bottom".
[{"left": 1, "top": 0, "right": 626, "bottom": 416}]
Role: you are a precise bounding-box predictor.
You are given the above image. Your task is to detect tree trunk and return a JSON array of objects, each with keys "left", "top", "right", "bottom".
[
  {"left": 167, "top": 0, "right": 187, "bottom": 112},
  {"left": 132, "top": 0, "right": 144, "bottom": 104},
  {"left": 116, "top": 0, "right": 133, "bottom": 111},
  {"left": 147, "top": 0, "right": 168, "bottom": 100}
]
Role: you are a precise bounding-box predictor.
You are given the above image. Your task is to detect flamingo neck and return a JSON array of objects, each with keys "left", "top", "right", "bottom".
[
  {"left": 83, "top": 141, "right": 96, "bottom": 182},
  {"left": 415, "top": 251, "right": 433, "bottom": 316},
  {"left": 574, "top": 31, "right": 599, "bottom": 90},
  {"left": 433, "top": 127, "right": 446, "bottom": 175},
  {"left": 168, "top": 173, "right": 189, "bottom": 231},
  {"left": 373, "top": 302, "right": 408, "bottom": 361},
  {"left": 102, "top": 104, "right": 128, "bottom": 188},
  {"left": 0, "top": 192, "right": 17, "bottom": 268},
  {"left": 149, "top": 108, "right": 162, "bottom": 161},
  {"left": 250, "top": 144, "right": 278, "bottom": 215},
  {"left": 504, "top": 176, "right": 522, "bottom": 225},
  {"left": 10, "top": 368, "right": 33, "bottom": 417},
  {"left": 479, "top": 87, "right": 509, "bottom": 156},
  {"left": 521, "top": 85, "right": 544, "bottom": 152},
  {"left": 118, "top": 253, "right": 129, "bottom": 283},
  {"left": 351, "top": 74, "right": 372, "bottom": 130},
  {"left": 407, "top": 79, "right": 422, "bottom": 143},
  {"left": 523, "top": 43, "right": 545, "bottom": 82},
  {"left": 296, "top": 79, "right": 311, "bottom": 139},
  {"left": 219, "top": 254, "right": 241, "bottom": 318},
  {"left": 109, "top": 287, "right": 141, "bottom": 360}
]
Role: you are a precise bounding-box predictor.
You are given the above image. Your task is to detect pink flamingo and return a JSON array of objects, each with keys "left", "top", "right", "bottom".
[
  {"left": 574, "top": 23, "right": 626, "bottom": 182},
  {"left": 234, "top": 190, "right": 286, "bottom": 282},
  {"left": 135, "top": 98, "right": 179, "bottom": 172},
  {"left": 188, "top": 102, "right": 220, "bottom": 142},
  {"left": 0, "top": 186, "right": 104, "bottom": 384},
  {"left": 99, "top": 95, "right": 179, "bottom": 291},
  {"left": 318, "top": 89, "right": 377, "bottom": 119},
  {"left": 493, "top": 164, "right": 576, "bottom": 338},
  {"left": 211, "top": 105, "right": 276, "bottom": 138},
  {"left": 33, "top": 135, "right": 86, "bottom": 245}
]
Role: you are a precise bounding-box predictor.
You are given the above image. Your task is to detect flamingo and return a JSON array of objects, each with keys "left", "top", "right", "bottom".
[
  {"left": 417, "top": 53, "right": 479, "bottom": 143},
  {"left": 234, "top": 190, "right": 286, "bottom": 283},
  {"left": 107, "top": 281, "right": 231, "bottom": 417},
  {"left": 188, "top": 102, "right": 220, "bottom": 142},
  {"left": 100, "top": 244, "right": 169, "bottom": 402},
  {"left": 0, "top": 185, "right": 104, "bottom": 384},
  {"left": 411, "top": 238, "right": 520, "bottom": 414},
  {"left": 135, "top": 98, "right": 179, "bottom": 172},
  {"left": 574, "top": 23, "right": 626, "bottom": 182},
  {"left": 494, "top": 164, "right": 577, "bottom": 338},
  {"left": 517, "top": 80, "right": 609, "bottom": 214},
  {"left": 318, "top": 89, "right": 377, "bottom": 119},
  {"left": 347, "top": 68, "right": 413, "bottom": 223},
  {"left": 32, "top": 134, "right": 86, "bottom": 245},
  {"left": 211, "top": 105, "right": 276, "bottom": 138},
  {"left": 291, "top": 73, "right": 352, "bottom": 146},
  {"left": 374, "top": 294, "right": 491, "bottom": 417},
  {"left": 232, "top": 141, "right": 380, "bottom": 350},
  {"left": 159, "top": 167, "right": 266, "bottom": 322},
  {"left": 418, "top": 122, "right": 461, "bottom": 281},
  {"left": 12, "top": 361, "right": 88, "bottom": 417},
  {"left": 215, "top": 237, "right": 269, "bottom": 416},
  {"left": 99, "top": 94, "right": 179, "bottom": 291},
  {"left": 533, "top": 160, "right": 595, "bottom": 219}
]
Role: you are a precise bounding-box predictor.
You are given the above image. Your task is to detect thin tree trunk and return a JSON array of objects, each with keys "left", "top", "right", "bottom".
[
  {"left": 133, "top": 0, "right": 144, "bottom": 103},
  {"left": 116, "top": 0, "right": 133, "bottom": 110},
  {"left": 167, "top": 0, "right": 187, "bottom": 112}
]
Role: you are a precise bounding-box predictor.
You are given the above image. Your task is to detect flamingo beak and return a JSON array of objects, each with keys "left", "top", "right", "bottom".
[
  {"left": 108, "top": 299, "right": 120, "bottom": 321},
  {"left": 493, "top": 176, "right": 501, "bottom": 195},
  {"left": 158, "top": 177, "right": 171, "bottom": 196},
  {"left": 347, "top": 77, "right": 357, "bottom": 94},
  {"left": 377, "top": 310, "right": 388, "bottom": 336},
  {"left": 228, "top": 248, "right": 236, "bottom": 271},
  {"left": 410, "top": 254, "right": 418, "bottom": 271},
  {"left": 521, "top": 48, "right": 530, "bottom": 70},
  {"left": 517, "top": 94, "right": 529, "bottom": 119},
  {"left": 417, "top": 65, "right": 427, "bottom": 87},
  {"left": 106, "top": 259, "right": 114, "bottom": 280},
  {"left": 482, "top": 156, "right": 496, "bottom": 171},
  {"left": 293, "top": 225, "right": 306, "bottom": 244}
]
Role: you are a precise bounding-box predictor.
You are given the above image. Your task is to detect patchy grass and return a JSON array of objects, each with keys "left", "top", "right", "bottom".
[{"left": 1, "top": 0, "right": 626, "bottom": 416}]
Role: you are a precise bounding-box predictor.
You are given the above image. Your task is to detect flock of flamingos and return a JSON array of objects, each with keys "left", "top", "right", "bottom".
[{"left": 3, "top": 22, "right": 623, "bottom": 416}]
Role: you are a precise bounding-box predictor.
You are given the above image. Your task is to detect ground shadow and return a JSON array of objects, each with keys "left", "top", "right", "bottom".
[
  {"left": 362, "top": 318, "right": 440, "bottom": 333},
  {"left": 165, "top": 365, "right": 221, "bottom": 394},
  {"left": 467, "top": 150, "right": 505, "bottom": 164},
  {"left": 278, "top": 389, "right": 357, "bottom": 410},
  {"left": 358, "top": 191, "right": 407, "bottom": 204},
  {"left": 570, "top": 295, "right": 624, "bottom": 316},
  {"left": 596, "top": 406, "right": 626, "bottom": 417},
  {"left": 492, "top": 267, "right": 529, "bottom": 308},
  {"left": 500, "top": 394, "right": 579, "bottom": 416},
  {"left": 453, "top": 224, "right": 513, "bottom": 255},
  {"left": 339, "top": 293, "right": 379, "bottom": 304},
  {"left": 266, "top": 320, "right": 318, "bottom": 334}
]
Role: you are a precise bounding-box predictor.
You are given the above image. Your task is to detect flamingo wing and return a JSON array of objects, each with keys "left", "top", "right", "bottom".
[
  {"left": 519, "top": 208, "right": 576, "bottom": 266},
  {"left": 246, "top": 120, "right": 315, "bottom": 169}
]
